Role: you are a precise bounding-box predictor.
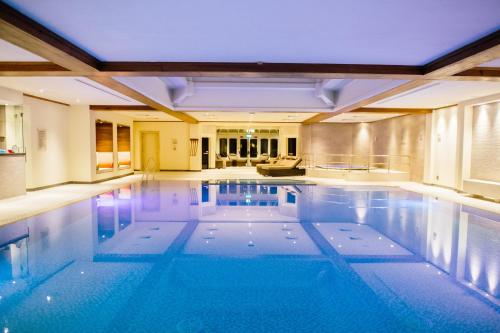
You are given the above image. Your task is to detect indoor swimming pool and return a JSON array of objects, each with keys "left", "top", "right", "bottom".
[{"left": 0, "top": 180, "right": 498, "bottom": 332}]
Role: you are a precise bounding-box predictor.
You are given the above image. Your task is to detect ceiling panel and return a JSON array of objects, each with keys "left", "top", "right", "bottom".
[
  {"left": 478, "top": 58, "right": 500, "bottom": 68},
  {"left": 322, "top": 112, "right": 406, "bottom": 123},
  {"left": 114, "top": 111, "right": 180, "bottom": 121},
  {"left": 4, "top": 0, "right": 499, "bottom": 65},
  {"left": 367, "top": 81, "right": 500, "bottom": 109},
  {"left": 0, "top": 77, "right": 141, "bottom": 105},
  {"left": 187, "top": 111, "right": 315, "bottom": 122},
  {"left": 0, "top": 39, "right": 47, "bottom": 61}
]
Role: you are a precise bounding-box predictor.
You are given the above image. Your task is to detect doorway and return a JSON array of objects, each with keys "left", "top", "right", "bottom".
[
  {"left": 202, "top": 137, "right": 209, "bottom": 169},
  {"left": 287, "top": 137, "right": 297, "bottom": 156},
  {"left": 141, "top": 131, "right": 159, "bottom": 171}
]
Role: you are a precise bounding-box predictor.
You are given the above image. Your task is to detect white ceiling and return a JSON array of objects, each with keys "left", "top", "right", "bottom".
[
  {"left": 479, "top": 58, "right": 500, "bottom": 67},
  {"left": 116, "top": 110, "right": 313, "bottom": 122},
  {"left": 4, "top": 0, "right": 500, "bottom": 65},
  {"left": 158, "top": 77, "right": 342, "bottom": 111},
  {"left": 187, "top": 111, "right": 315, "bottom": 122},
  {"left": 0, "top": 39, "right": 46, "bottom": 61},
  {"left": 322, "top": 112, "right": 406, "bottom": 123},
  {"left": 114, "top": 111, "right": 180, "bottom": 122},
  {"left": 367, "top": 81, "right": 500, "bottom": 108},
  {"left": 0, "top": 77, "right": 141, "bottom": 105}
]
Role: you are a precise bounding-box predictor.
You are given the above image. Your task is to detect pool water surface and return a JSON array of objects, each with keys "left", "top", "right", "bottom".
[{"left": 0, "top": 180, "right": 498, "bottom": 332}]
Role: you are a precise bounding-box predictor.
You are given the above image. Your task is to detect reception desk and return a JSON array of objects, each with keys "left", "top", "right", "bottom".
[{"left": 0, "top": 154, "right": 26, "bottom": 199}]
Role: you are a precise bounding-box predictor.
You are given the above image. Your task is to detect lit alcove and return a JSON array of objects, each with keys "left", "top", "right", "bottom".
[
  {"left": 96, "top": 120, "right": 114, "bottom": 173},
  {"left": 117, "top": 124, "right": 131, "bottom": 169}
]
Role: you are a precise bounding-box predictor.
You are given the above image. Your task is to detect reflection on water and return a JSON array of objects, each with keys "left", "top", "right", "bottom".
[{"left": 0, "top": 181, "right": 498, "bottom": 332}]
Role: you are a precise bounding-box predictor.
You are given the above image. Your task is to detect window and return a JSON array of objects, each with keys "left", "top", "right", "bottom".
[
  {"left": 96, "top": 121, "right": 114, "bottom": 173},
  {"left": 229, "top": 138, "right": 237, "bottom": 155},
  {"left": 270, "top": 139, "right": 278, "bottom": 158},
  {"left": 117, "top": 125, "right": 131, "bottom": 169},
  {"left": 287, "top": 137, "right": 297, "bottom": 156},
  {"left": 250, "top": 139, "right": 258, "bottom": 158},
  {"left": 260, "top": 138, "right": 268, "bottom": 155},
  {"left": 219, "top": 138, "right": 228, "bottom": 157},
  {"left": 240, "top": 139, "right": 248, "bottom": 157}
]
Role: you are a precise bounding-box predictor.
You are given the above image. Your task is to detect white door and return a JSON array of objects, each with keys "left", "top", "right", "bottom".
[{"left": 141, "top": 132, "right": 159, "bottom": 171}]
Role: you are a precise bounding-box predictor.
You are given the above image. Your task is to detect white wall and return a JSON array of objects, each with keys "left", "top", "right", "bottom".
[
  {"left": 134, "top": 122, "right": 191, "bottom": 170},
  {"left": 429, "top": 106, "right": 459, "bottom": 188},
  {"left": 18, "top": 98, "right": 135, "bottom": 189},
  {"left": 68, "top": 105, "right": 92, "bottom": 182},
  {"left": 425, "top": 92, "right": 500, "bottom": 199},
  {"left": 23, "top": 96, "right": 71, "bottom": 189},
  {"left": 470, "top": 102, "right": 500, "bottom": 182}
]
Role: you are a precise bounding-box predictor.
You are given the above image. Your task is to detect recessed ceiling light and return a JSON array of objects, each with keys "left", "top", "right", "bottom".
[
  {"left": 39, "top": 89, "right": 44, "bottom": 93},
  {"left": 204, "top": 112, "right": 209, "bottom": 116},
  {"left": 76, "top": 99, "right": 80, "bottom": 103}
]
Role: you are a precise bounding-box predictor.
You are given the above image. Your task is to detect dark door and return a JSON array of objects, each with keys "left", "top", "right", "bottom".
[
  {"left": 202, "top": 137, "right": 209, "bottom": 169},
  {"left": 270, "top": 139, "right": 278, "bottom": 158},
  {"left": 240, "top": 139, "right": 248, "bottom": 158},
  {"left": 250, "top": 139, "right": 258, "bottom": 158},
  {"left": 287, "top": 137, "right": 297, "bottom": 156}
]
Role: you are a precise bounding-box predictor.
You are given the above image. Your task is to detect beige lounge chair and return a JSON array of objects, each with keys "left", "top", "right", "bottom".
[{"left": 257, "top": 157, "right": 304, "bottom": 176}]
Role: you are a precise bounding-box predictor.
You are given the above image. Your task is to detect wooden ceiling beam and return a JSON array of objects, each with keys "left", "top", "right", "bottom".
[
  {"left": 0, "top": 61, "right": 74, "bottom": 76},
  {"left": 0, "top": 61, "right": 426, "bottom": 79},
  {"left": 90, "top": 105, "right": 156, "bottom": 111},
  {"left": 423, "top": 30, "right": 500, "bottom": 78},
  {"left": 23, "top": 93, "right": 69, "bottom": 106},
  {"left": 351, "top": 107, "right": 432, "bottom": 114},
  {"left": 1, "top": 60, "right": 500, "bottom": 81},
  {"left": 450, "top": 67, "right": 500, "bottom": 81},
  {"left": 98, "top": 62, "right": 424, "bottom": 79}
]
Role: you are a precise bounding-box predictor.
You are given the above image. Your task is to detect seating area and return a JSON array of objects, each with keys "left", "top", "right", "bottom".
[
  {"left": 214, "top": 153, "right": 305, "bottom": 177},
  {"left": 257, "top": 156, "right": 305, "bottom": 177},
  {"left": 216, "top": 153, "right": 272, "bottom": 168}
]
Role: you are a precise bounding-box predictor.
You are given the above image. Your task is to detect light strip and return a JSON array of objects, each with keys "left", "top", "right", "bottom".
[{"left": 74, "top": 79, "right": 133, "bottom": 102}]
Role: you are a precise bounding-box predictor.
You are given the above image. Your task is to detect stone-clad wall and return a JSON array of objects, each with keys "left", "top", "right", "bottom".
[
  {"left": 470, "top": 102, "right": 500, "bottom": 182},
  {"left": 300, "top": 114, "right": 427, "bottom": 182}
]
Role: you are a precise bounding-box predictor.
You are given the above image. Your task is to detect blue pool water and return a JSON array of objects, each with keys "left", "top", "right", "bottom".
[{"left": 0, "top": 180, "right": 499, "bottom": 332}]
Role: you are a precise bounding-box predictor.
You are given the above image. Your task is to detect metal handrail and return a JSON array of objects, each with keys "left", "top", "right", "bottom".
[
  {"left": 301, "top": 153, "right": 410, "bottom": 174},
  {"left": 142, "top": 157, "right": 157, "bottom": 182}
]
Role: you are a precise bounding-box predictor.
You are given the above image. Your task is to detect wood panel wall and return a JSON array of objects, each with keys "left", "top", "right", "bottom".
[
  {"left": 96, "top": 121, "right": 113, "bottom": 152},
  {"left": 117, "top": 125, "right": 131, "bottom": 152}
]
